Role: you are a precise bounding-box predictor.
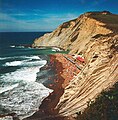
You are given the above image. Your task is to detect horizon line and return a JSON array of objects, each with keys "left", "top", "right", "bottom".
[{"left": 0, "top": 31, "right": 52, "bottom": 33}]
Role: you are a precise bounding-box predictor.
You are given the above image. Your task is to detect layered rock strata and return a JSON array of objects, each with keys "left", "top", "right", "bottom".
[{"left": 33, "top": 11, "right": 118, "bottom": 117}]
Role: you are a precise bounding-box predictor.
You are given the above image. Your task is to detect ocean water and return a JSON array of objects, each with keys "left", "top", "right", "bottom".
[{"left": 0, "top": 32, "right": 62, "bottom": 119}]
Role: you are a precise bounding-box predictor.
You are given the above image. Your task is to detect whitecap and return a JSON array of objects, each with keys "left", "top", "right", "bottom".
[
  {"left": 0, "top": 84, "right": 19, "bottom": 94},
  {"left": 29, "top": 56, "right": 40, "bottom": 60},
  {"left": 52, "top": 49, "right": 56, "bottom": 52},
  {"left": 0, "top": 55, "right": 41, "bottom": 61},
  {"left": 0, "top": 116, "right": 13, "bottom": 120},
  {"left": 52, "top": 47, "right": 62, "bottom": 51},
  {"left": 1, "top": 67, "right": 39, "bottom": 82},
  {"left": 0, "top": 54, "right": 49, "bottom": 119},
  {"left": 4, "top": 60, "right": 47, "bottom": 67},
  {"left": 0, "top": 57, "right": 11, "bottom": 60},
  {"left": 16, "top": 46, "right": 25, "bottom": 48},
  {"left": 0, "top": 82, "right": 53, "bottom": 119},
  {"left": 1, "top": 60, "right": 47, "bottom": 83},
  {"left": 5, "top": 61, "right": 22, "bottom": 66},
  {"left": 10, "top": 45, "right": 15, "bottom": 48},
  {"left": 10, "top": 45, "right": 26, "bottom": 49},
  {"left": 23, "top": 60, "right": 47, "bottom": 67}
]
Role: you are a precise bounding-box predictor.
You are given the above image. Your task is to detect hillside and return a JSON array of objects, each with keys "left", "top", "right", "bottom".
[
  {"left": 32, "top": 11, "right": 118, "bottom": 54},
  {"left": 32, "top": 11, "right": 118, "bottom": 118}
]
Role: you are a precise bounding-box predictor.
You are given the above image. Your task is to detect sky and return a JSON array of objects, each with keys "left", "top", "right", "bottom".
[{"left": 0, "top": 0, "right": 118, "bottom": 32}]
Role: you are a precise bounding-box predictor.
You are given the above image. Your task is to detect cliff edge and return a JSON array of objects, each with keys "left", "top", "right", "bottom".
[
  {"left": 33, "top": 11, "right": 118, "bottom": 118},
  {"left": 32, "top": 11, "right": 118, "bottom": 54}
]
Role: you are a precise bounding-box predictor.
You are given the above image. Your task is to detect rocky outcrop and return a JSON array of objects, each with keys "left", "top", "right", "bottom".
[
  {"left": 56, "top": 34, "right": 118, "bottom": 116},
  {"left": 33, "top": 11, "right": 118, "bottom": 117},
  {"left": 32, "top": 11, "right": 116, "bottom": 53}
]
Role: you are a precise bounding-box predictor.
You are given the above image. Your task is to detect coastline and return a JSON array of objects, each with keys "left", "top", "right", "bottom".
[{"left": 24, "top": 53, "right": 81, "bottom": 120}]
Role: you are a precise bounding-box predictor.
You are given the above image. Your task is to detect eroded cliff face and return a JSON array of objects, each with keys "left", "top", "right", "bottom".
[
  {"left": 32, "top": 11, "right": 118, "bottom": 117},
  {"left": 57, "top": 34, "right": 118, "bottom": 116},
  {"left": 32, "top": 12, "right": 113, "bottom": 52}
]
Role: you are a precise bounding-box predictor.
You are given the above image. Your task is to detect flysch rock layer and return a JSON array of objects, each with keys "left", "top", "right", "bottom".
[
  {"left": 32, "top": 11, "right": 118, "bottom": 117},
  {"left": 32, "top": 11, "right": 113, "bottom": 53},
  {"left": 57, "top": 34, "right": 118, "bottom": 116}
]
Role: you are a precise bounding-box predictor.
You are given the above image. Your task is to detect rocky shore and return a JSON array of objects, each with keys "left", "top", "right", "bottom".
[{"left": 23, "top": 53, "right": 82, "bottom": 120}]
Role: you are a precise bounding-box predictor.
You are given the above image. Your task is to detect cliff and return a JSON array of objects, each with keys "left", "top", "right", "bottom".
[
  {"left": 57, "top": 34, "right": 118, "bottom": 116},
  {"left": 32, "top": 11, "right": 118, "bottom": 54},
  {"left": 33, "top": 11, "right": 118, "bottom": 118}
]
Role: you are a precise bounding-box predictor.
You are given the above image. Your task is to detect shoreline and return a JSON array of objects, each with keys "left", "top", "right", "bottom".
[
  {"left": 24, "top": 53, "right": 81, "bottom": 120},
  {"left": 0, "top": 53, "right": 82, "bottom": 120}
]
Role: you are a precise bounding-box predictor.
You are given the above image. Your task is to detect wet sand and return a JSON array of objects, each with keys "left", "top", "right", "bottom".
[{"left": 24, "top": 54, "right": 81, "bottom": 120}]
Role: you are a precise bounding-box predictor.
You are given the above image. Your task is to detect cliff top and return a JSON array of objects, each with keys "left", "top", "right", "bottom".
[
  {"left": 63, "top": 11, "right": 118, "bottom": 32},
  {"left": 33, "top": 11, "right": 118, "bottom": 51}
]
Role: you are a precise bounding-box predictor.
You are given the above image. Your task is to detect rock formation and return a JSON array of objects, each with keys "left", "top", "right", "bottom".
[
  {"left": 32, "top": 11, "right": 118, "bottom": 117},
  {"left": 32, "top": 11, "right": 116, "bottom": 53},
  {"left": 57, "top": 34, "right": 118, "bottom": 116}
]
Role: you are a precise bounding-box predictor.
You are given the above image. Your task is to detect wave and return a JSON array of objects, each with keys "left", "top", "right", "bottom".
[
  {"left": 0, "top": 83, "right": 19, "bottom": 94},
  {"left": 10, "top": 45, "right": 15, "bottom": 48},
  {"left": 4, "top": 59, "right": 47, "bottom": 67},
  {"left": 10, "top": 45, "right": 25, "bottom": 48},
  {"left": 5, "top": 61, "right": 22, "bottom": 66},
  {"left": 0, "top": 63, "right": 52, "bottom": 119},
  {"left": 1, "top": 63, "right": 46, "bottom": 83},
  {"left": 0, "top": 82, "right": 53, "bottom": 119},
  {"left": 0, "top": 53, "right": 50, "bottom": 118},
  {"left": 0, "top": 57, "right": 8, "bottom": 60},
  {"left": 29, "top": 56, "right": 40, "bottom": 60},
  {"left": 52, "top": 47, "right": 62, "bottom": 51},
  {"left": 16, "top": 45, "right": 25, "bottom": 48},
  {"left": 10, "top": 45, "right": 34, "bottom": 50},
  {"left": 0, "top": 55, "right": 41, "bottom": 61}
]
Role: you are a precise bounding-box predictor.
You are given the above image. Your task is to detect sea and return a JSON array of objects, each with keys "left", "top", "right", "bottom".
[{"left": 0, "top": 32, "right": 64, "bottom": 120}]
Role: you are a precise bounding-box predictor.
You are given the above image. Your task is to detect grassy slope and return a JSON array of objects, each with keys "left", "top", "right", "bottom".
[{"left": 90, "top": 13, "right": 118, "bottom": 32}]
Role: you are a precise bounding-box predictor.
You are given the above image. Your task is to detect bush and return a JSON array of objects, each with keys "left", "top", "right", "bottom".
[{"left": 77, "top": 82, "right": 118, "bottom": 120}]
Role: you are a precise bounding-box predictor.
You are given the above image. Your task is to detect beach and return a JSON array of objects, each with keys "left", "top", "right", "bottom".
[{"left": 24, "top": 53, "right": 81, "bottom": 120}]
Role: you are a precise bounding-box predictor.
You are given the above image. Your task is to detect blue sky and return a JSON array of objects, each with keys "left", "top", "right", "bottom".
[{"left": 0, "top": 0, "right": 118, "bottom": 32}]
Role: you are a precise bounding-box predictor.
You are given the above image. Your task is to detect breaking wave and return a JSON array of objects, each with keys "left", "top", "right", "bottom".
[
  {"left": 0, "top": 82, "right": 53, "bottom": 119},
  {"left": 4, "top": 60, "right": 46, "bottom": 67},
  {"left": 0, "top": 55, "right": 52, "bottom": 119},
  {"left": 0, "top": 56, "right": 40, "bottom": 61},
  {"left": 0, "top": 84, "right": 19, "bottom": 94}
]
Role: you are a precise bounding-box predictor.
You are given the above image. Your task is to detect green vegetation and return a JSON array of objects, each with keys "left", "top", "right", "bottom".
[
  {"left": 91, "top": 14, "right": 118, "bottom": 24},
  {"left": 77, "top": 82, "right": 118, "bottom": 120},
  {"left": 90, "top": 13, "right": 118, "bottom": 32}
]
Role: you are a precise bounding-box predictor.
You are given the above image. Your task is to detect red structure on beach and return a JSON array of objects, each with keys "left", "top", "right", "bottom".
[{"left": 76, "top": 56, "right": 85, "bottom": 63}]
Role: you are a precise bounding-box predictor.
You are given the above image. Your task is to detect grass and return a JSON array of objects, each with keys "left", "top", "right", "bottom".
[
  {"left": 90, "top": 14, "right": 118, "bottom": 32},
  {"left": 90, "top": 14, "right": 118, "bottom": 24}
]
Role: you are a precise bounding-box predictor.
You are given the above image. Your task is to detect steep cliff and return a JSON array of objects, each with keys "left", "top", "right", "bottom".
[
  {"left": 32, "top": 11, "right": 117, "bottom": 54},
  {"left": 33, "top": 11, "right": 118, "bottom": 117},
  {"left": 57, "top": 34, "right": 118, "bottom": 116}
]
